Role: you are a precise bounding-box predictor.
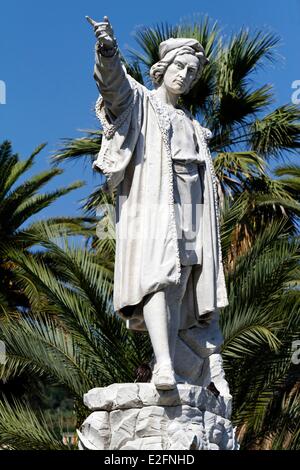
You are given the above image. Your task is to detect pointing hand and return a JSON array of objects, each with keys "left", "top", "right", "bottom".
[{"left": 86, "top": 15, "right": 115, "bottom": 48}]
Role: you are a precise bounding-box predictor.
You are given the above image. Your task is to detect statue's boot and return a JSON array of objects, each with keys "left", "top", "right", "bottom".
[{"left": 151, "top": 362, "right": 177, "bottom": 390}]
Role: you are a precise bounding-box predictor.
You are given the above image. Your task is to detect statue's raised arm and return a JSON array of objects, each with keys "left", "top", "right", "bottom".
[{"left": 86, "top": 15, "right": 133, "bottom": 120}]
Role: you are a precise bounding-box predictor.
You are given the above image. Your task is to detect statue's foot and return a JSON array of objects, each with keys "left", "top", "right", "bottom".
[{"left": 151, "top": 362, "right": 176, "bottom": 390}]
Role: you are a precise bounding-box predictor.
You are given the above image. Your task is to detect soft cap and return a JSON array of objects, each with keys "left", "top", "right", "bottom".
[{"left": 159, "top": 38, "right": 208, "bottom": 64}]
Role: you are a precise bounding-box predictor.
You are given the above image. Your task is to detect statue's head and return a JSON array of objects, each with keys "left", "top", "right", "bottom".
[{"left": 150, "top": 38, "right": 209, "bottom": 96}]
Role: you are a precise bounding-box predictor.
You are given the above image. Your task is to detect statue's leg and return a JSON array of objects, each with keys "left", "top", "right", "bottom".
[
  {"left": 143, "top": 290, "right": 172, "bottom": 368},
  {"left": 143, "top": 290, "right": 176, "bottom": 389},
  {"left": 143, "top": 267, "right": 192, "bottom": 389},
  {"left": 165, "top": 266, "right": 192, "bottom": 362}
]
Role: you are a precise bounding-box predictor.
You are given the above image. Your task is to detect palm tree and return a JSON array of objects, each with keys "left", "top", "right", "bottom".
[
  {"left": 0, "top": 221, "right": 152, "bottom": 448},
  {"left": 0, "top": 140, "right": 95, "bottom": 310},
  {"left": 0, "top": 140, "right": 98, "bottom": 425},
  {"left": 221, "top": 199, "right": 300, "bottom": 449}
]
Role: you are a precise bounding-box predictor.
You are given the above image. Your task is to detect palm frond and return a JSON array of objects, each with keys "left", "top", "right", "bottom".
[
  {"left": 250, "top": 105, "right": 300, "bottom": 160},
  {"left": 0, "top": 396, "right": 69, "bottom": 450},
  {"left": 52, "top": 131, "right": 102, "bottom": 166}
]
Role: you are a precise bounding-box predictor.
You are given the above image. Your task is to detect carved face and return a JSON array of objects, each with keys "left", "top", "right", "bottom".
[{"left": 163, "top": 53, "right": 201, "bottom": 95}]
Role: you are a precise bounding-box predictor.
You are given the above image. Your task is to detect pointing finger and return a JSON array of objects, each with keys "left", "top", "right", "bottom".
[{"left": 86, "top": 16, "right": 98, "bottom": 28}]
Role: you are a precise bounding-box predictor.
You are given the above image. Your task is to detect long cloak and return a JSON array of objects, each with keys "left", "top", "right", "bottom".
[{"left": 92, "top": 55, "right": 228, "bottom": 330}]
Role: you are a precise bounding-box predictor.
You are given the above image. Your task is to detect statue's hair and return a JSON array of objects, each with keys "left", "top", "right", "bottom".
[{"left": 149, "top": 46, "right": 208, "bottom": 94}]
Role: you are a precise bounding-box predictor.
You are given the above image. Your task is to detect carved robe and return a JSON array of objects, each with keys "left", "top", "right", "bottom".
[{"left": 92, "top": 51, "right": 228, "bottom": 330}]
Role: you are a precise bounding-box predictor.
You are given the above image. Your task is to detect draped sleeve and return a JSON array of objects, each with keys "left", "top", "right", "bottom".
[{"left": 92, "top": 45, "right": 142, "bottom": 192}]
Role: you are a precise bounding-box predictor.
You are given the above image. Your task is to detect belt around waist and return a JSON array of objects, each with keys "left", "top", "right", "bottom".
[
  {"left": 172, "top": 158, "right": 206, "bottom": 165},
  {"left": 172, "top": 159, "right": 206, "bottom": 174}
]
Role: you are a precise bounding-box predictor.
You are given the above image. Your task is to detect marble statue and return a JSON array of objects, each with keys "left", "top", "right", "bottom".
[
  {"left": 78, "top": 14, "right": 239, "bottom": 451},
  {"left": 87, "top": 15, "right": 229, "bottom": 392}
]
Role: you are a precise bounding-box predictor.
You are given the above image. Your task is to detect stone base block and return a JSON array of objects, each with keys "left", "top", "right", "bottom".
[{"left": 78, "top": 383, "right": 238, "bottom": 450}]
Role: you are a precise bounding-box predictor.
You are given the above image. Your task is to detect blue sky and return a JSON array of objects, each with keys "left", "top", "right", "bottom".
[{"left": 0, "top": 0, "right": 299, "bottom": 219}]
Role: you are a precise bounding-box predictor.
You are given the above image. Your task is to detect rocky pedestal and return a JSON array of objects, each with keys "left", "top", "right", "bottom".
[{"left": 78, "top": 383, "right": 238, "bottom": 450}]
